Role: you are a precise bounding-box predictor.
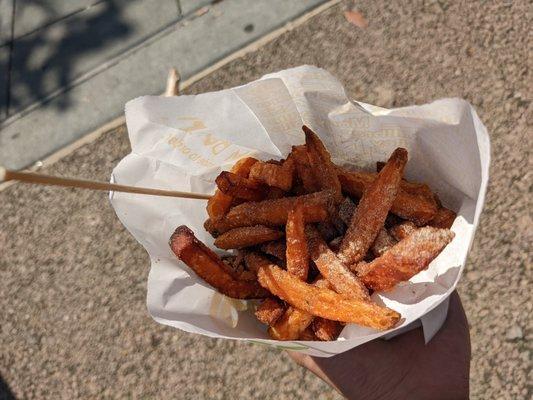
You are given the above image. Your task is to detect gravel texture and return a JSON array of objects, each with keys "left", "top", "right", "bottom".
[{"left": 0, "top": 0, "right": 531, "bottom": 399}]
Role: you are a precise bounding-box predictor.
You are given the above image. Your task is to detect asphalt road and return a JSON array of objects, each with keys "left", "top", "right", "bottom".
[{"left": 0, "top": 1, "right": 530, "bottom": 399}]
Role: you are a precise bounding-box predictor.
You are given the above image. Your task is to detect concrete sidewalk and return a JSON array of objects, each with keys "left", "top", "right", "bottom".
[
  {"left": 0, "top": 0, "right": 329, "bottom": 170},
  {"left": 0, "top": 1, "right": 531, "bottom": 399}
]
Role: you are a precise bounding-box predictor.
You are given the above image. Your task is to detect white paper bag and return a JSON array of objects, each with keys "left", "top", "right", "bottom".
[{"left": 110, "top": 66, "right": 490, "bottom": 357}]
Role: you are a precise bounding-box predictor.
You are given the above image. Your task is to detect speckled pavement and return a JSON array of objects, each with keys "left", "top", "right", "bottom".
[{"left": 0, "top": 1, "right": 530, "bottom": 399}]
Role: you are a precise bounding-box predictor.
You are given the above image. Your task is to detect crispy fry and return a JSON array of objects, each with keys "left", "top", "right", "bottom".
[
  {"left": 389, "top": 221, "right": 417, "bottom": 241},
  {"left": 215, "top": 171, "right": 265, "bottom": 201},
  {"left": 260, "top": 240, "right": 287, "bottom": 263},
  {"left": 299, "top": 326, "right": 319, "bottom": 341},
  {"left": 339, "top": 148, "right": 408, "bottom": 265},
  {"left": 312, "top": 318, "right": 343, "bottom": 341},
  {"left": 306, "top": 226, "right": 370, "bottom": 301},
  {"left": 268, "top": 306, "right": 315, "bottom": 340},
  {"left": 207, "top": 190, "right": 332, "bottom": 233},
  {"left": 286, "top": 203, "right": 309, "bottom": 281},
  {"left": 291, "top": 145, "right": 320, "bottom": 194},
  {"left": 371, "top": 228, "right": 397, "bottom": 257},
  {"left": 255, "top": 298, "right": 285, "bottom": 325},
  {"left": 252, "top": 254, "right": 400, "bottom": 329},
  {"left": 357, "top": 227, "right": 455, "bottom": 291},
  {"left": 337, "top": 168, "right": 438, "bottom": 225},
  {"left": 207, "top": 157, "right": 258, "bottom": 221},
  {"left": 429, "top": 207, "right": 457, "bottom": 229},
  {"left": 169, "top": 226, "right": 268, "bottom": 299},
  {"left": 249, "top": 158, "right": 295, "bottom": 191},
  {"left": 214, "top": 225, "right": 283, "bottom": 249},
  {"left": 303, "top": 126, "right": 343, "bottom": 202}
]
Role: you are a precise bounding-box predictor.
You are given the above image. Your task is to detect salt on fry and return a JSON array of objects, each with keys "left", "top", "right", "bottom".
[
  {"left": 255, "top": 298, "right": 285, "bottom": 325},
  {"left": 389, "top": 221, "right": 417, "bottom": 241},
  {"left": 254, "top": 255, "right": 400, "bottom": 329},
  {"left": 286, "top": 203, "right": 309, "bottom": 281},
  {"left": 214, "top": 225, "right": 283, "bottom": 249},
  {"left": 338, "top": 148, "right": 408, "bottom": 265},
  {"left": 306, "top": 226, "right": 370, "bottom": 301},
  {"left": 170, "top": 226, "right": 268, "bottom": 299},
  {"left": 357, "top": 227, "right": 455, "bottom": 291},
  {"left": 337, "top": 168, "right": 438, "bottom": 225},
  {"left": 371, "top": 228, "right": 397, "bottom": 257}
]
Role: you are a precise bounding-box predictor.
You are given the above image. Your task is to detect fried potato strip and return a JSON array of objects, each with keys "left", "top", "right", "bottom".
[
  {"left": 207, "top": 157, "right": 258, "bottom": 221},
  {"left": 337, "top": 168, "right": 438, "bottom": 225},
  {"left": 303, "top": 126, "right": 343, "bottom": 202},
  {"left": 169, "top": 226, "right": 268, "bottom": 299},
  {"left": 312, "top": 318, "right": 343, "bottom": 341},
  {"left": 306, "top": 226, "right": 370, "bottom": 301},
  {"left": 214, "top": 225, "right": 283, "bottom": 249},
  {"left": 206, "top": 190, "right": 332, "bottom": 233},
  {"left": 249, "top": 158, "right": 295, "bottom": 191},
  {"left": 253, "top": 255, "right": 400, "bottom": 329},
  {"left": 357, "top": 227, "right": 455, "bottom": 291},
  {"left": 389, "top": 221, "right": 417, "bottom": 241},
  {"left": 429, "top": 207, "right": 457, "bottom": 229},
  {"left": 371, "top": 228, "right": 397, "bottom": 257},
  {"left": 339, "top": 148, "right": 408, "bottom": 265},
  {"left": 255, "top": 298, "right": 285, "bottom": 325},
  {"left": 286, "top": 203, "right": 309, "bottom": 281},
  {"left": 215, "top": 171, "right": 265, "bottom": 201}
]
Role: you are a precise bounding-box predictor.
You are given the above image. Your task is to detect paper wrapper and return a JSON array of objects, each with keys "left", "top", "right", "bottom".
[{"left": 110, "top": 66, "right": 490, "bottom": 357}]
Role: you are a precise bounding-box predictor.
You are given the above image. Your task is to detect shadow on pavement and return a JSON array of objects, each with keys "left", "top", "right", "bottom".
[
  {"left": 0, "top": 373, "right": 15, "bottom": 400},
  {"left": 2, "top": 0, "right": 133, "bottom": 119}
]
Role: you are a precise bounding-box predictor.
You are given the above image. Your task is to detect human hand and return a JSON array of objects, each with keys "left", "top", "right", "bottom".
[{"left": 288, "top": 291, "right": 470, "bottom": 400}]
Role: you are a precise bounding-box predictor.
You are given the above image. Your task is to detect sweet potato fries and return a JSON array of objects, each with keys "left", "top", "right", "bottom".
[{"left": 170, "top": 125, "right": 456, "bottom": 341}]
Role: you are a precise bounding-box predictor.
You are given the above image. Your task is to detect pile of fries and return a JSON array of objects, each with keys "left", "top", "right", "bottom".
[{"left": 170, "top": 126, "right": 456, "bottom": 341}]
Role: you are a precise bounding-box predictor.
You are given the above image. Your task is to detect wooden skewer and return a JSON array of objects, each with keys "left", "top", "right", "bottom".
[{"left": 0, "top": 166, "right": 211, "bottom": 200}]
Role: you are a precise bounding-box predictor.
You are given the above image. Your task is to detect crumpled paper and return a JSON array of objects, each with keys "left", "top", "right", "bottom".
[{"left": 110, "top": 65, "right": 490, "bottom": 357}]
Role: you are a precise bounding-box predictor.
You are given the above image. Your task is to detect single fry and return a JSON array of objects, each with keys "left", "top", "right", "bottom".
[
  {"left": 255, "top": 298, "right": 285, "bottom": 325},
  {"left": 358, "top": 227, "right": 455, "bottom": 291},
  {"left": 286, "top": 203, "right": 309, "bottom": 281},
  {"left": 249, "top": 158, "right": 295, "bottom": 191},
  {"left": 306, "top": 226, "right": 370, "bottom": 301},
  {"left": 303, "top": 126, "right": 343, "bottom": 202},
  {"left": 429, "top": 207, "right": 457, "bottom": 229},
  {"left": 337, "top": 168, "right": 438, "bottom": 225},
  {"left": 207, "top": 157, "right": 258, "bottom": 221},
  {"left": 389, "top": 221, "right": 417, "bottom": 241},
  {"left": 371, "top": 228, "right": 397, "bottom": 257},
  {"left": 313, "top": 318, "right": 343, "bottom": 341},
  {"left": 169, "top": 226, "right": 268, "bottom": 299},
  {"left": 290, "top": 145, "right": 320, "bottom": 193},
  {"left": 215, "top": 171, "right": 265, "bottom": 201},
  {"left": 207, "top": 190, "right": 333, "bottom": 233},
  {"left": 214, "top": 225, "right": 283, "bottom": 249},
  {"left": 339, "top": 148, "right": 408, "bottom": 265},
  {"left": 254, "top": 255, "right": 400, "bottom": 329},
  {"left": 268, "top": 306, "right": 315, "bottom": 340},
  {"left": 260, "top": 240, "right": 287, "bottom": 263}
]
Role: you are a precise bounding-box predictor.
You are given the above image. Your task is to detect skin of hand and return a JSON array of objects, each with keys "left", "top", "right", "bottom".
[{"left": 288, "top": 291, "right": 470, "bottom": 400}]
